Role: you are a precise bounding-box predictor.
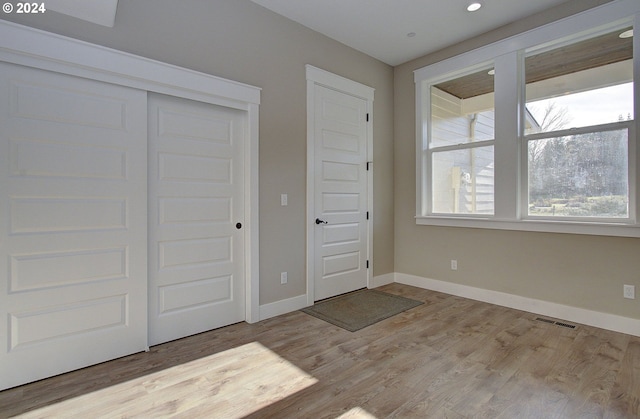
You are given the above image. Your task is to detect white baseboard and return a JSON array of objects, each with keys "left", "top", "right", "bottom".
[
  {"left": 370, "top": 273, "right": 395, "bottom": 288},
  {"left": 395, "top": 273, "right": 640, "bottom": 337},
  {"left": 259, "top": 294, "right": 309, "bottom": 321}
]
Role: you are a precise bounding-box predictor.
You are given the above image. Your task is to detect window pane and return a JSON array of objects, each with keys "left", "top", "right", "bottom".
[
  {"left": 432, "top": 146, "right": 494, "bottom": 214},
  {"left": 431, "top": 67, "right": 495, "bottom": 147},
  {"left": 528, "top": 129, "right": 629, "bottom": 218},
  {"left": 525, "top": 28, "right": 634, "bottom": 133}
]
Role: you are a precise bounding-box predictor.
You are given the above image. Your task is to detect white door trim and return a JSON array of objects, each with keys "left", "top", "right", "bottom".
[
  {"left": 305, "top": 65, "right": 374, "bottom": 305},
  {"left": 0, "top": 20, "right": 261, "bottom": 324}
]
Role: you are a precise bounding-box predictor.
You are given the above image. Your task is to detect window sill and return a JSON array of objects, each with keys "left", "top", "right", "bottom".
[{"left": 415, "top": 216, "right": 640, "bottom": 238}]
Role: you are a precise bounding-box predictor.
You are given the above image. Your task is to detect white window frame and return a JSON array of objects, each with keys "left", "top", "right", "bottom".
[{"left": 414, "top": 0, "right": 640, "bottom": 238}]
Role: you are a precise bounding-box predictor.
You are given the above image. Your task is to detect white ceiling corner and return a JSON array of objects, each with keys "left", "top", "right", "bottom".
[
  {"left": 250, "top": 0, "right": 572, "bottom": 66},
  {"left": 45, "top": 0, "right": 118, "bottom": 27}
]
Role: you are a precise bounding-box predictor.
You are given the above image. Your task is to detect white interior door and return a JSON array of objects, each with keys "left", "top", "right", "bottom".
[
  {"left": 313, "top": 85, "right": 369, "bottom": 301},
  {"left": 0, "top": 62, "right": 148, "bottom": 390},
  {"left": 148, "top": 93, "right": 245, "bottom": 346}
]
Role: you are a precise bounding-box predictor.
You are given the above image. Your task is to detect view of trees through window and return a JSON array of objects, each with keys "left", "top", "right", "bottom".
[
  {"left": 527, "top": 128, "right": 629, "bottom": 218},
  {"left": 525, "top": 83, "right": 633, "bottom": 218}
]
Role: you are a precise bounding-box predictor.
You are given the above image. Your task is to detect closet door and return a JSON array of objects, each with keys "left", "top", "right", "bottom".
[
  {"left": 148, "top": 94, "right": 245, "bottom": 346},
  {"left": 0, "top": 63, "right": 148, "bottom": 390}
]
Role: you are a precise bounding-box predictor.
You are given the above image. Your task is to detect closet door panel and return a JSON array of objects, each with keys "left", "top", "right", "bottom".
[
  {"left": 148, "top": 93, "right": 245, "bottom": 346},
  {"left": 0, "top": 62, "right": 148, "bottom": 390}
]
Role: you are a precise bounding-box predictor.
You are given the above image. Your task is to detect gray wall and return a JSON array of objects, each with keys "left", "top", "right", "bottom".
[
  {"left": 394, "top": 0, "right": 640, "bottom": 320},
  {"left": 1, "top": 0, "right": 395, "bottom": 306}
]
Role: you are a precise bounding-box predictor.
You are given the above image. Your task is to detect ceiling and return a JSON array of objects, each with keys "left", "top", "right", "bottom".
[
  {"left": 46, "top": 0, "right": 119, "bottom": 27},
  {"left": 250, "top": 0, "right": 573, "bottom": 66}
]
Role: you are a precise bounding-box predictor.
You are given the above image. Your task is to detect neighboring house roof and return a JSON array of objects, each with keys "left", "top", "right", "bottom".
[{"left": 525, "top": 107, "right": 542, "bottom": 133}]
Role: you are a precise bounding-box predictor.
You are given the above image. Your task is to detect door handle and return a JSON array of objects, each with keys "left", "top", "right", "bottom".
[{"left": 315, "top": 218, "right": 328, "bottom": 225}]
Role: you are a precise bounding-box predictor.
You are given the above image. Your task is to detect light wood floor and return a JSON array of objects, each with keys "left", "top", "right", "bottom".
[{"left": 1, "top": 283, "right": 638, "bottom": 418}]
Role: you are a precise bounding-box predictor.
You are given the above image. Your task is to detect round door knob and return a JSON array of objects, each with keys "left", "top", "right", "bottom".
[{"left": 236, "top": 222, "right": 242, "bottom": 229}]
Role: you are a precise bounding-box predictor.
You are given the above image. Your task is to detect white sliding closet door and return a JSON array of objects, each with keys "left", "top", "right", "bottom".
[
  {"left": 148, "top": 94, "right": 246, "bottom": 346},
  {"left": 0, "top": 63, "right": 148, "bottom": 390}
]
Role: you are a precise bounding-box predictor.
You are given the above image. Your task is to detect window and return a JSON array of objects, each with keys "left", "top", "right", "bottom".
[
  {"left": 415, "top": 3, "right": 639, "bottom": 237},
  {"left": 430, "top": 67, "right": 495, "bottom": 215},
  {"left": 524, "top": 29, "right": 634, "bottom": 221}
]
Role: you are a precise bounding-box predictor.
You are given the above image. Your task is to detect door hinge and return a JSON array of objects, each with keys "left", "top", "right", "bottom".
[
  {"left": 366, "top": 161, "right": 370, "bottom": 171},
  {"left": 366, "top": 260, "right": 369, "bottom": 269},
  {"left": 366, "top": 211, "right": 369, "bottom": 220},
  {"left": 366, "top": 113, "right": 369, "bottom": 122}
]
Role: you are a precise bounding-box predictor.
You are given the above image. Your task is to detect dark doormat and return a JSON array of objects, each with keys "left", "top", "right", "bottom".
[{"left": 301, "top": 289, "right": 423, "bottom": 332}]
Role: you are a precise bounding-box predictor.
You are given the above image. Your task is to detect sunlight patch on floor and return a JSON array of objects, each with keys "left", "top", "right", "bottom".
[
  {"left": 19, "top": 342, "right": 318, "bottom": 418},
  {"left": 336, "top": 406, "right": 379, "bottom": 418}
]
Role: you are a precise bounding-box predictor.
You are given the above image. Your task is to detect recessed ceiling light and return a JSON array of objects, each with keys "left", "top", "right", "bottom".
[
  {"left": 467, "top": 2, "right": 482, "bottom": 12},
  {"left": 619, "top": 29, "right": 633, "bottom": 39}
]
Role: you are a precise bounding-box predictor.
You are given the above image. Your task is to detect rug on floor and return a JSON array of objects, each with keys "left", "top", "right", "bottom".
[{"left": 301, "top": 289, "right": 423, "bottom": 332}]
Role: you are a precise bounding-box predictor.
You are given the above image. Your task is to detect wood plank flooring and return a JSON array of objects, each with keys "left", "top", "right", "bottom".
[{"left": 1, "top": 283, "right": 638, "bottom": 418}]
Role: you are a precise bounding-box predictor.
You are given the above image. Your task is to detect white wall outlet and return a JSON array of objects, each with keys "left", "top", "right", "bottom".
[
  {"left": 281, "top": 194, "right": 288, "bottom": 206},
  {"left": 281, "top": 272, "right": 288, "bottom": 284},
  {"left": 451, "top": 260, "right": 458, "bottom": 270},
  {"left": 623, "top": 284, "right": 635, "bottom": 299}
]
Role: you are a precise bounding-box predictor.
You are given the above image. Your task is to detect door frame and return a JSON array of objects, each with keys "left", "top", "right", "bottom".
[
  {"left": 0, "top": 21, "right": 261, "bottom": 324},
  {"left": 305, "top": 65, "right": 374, "bottom": 305}
]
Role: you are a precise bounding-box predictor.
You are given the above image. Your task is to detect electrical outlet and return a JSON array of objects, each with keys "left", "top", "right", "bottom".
[
  {"left": 623, "top": 284, "right": 635, "bottom": 299},
  {"left": 451, "top": 260, "right": 458, "bottom": 271},
  {"left": 281, "top": 272, "right": 288, "bottom": 284},
  {"left": 281, "top": 194, "right": 288, "bottom": 206}
]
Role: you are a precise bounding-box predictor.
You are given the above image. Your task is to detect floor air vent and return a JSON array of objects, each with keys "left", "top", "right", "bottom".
[
  {"left": 535, "top": 317, "right": 577, "bottom": 329},
  {"left": 554, "top": 322, "right": 576, "bottom": 329}
]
